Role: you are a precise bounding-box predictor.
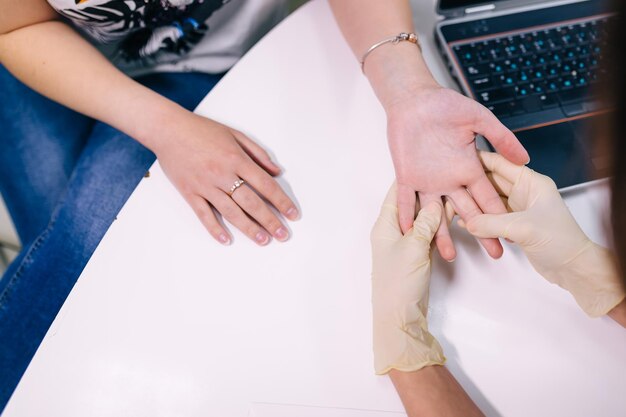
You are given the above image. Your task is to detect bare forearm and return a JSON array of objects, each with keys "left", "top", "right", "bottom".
[
  {"left": 389, "top": 367, "right": 484, "bottom": 417},
  {"left": 0, "top": 21, "right": 185, "bottom": 152},
  {"left": 328, "top": 0, "right": 439, "bottom": 110},
  {"left": 607, "top": 298, "right": 626, "bottom": 327}
]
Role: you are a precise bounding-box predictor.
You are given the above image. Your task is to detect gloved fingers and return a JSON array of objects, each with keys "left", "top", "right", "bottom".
[
  {"left": 449, "top": 188, "right": 504, "bottom": 259},
  {"left": 465, "top": 211, "right": 529, "bottom": 243},
  {"left": 379, "top": 181, "right": 399, "bottom": 215},
  {"left": 478, "top": 151, "right": 526, "bottom": 186},
  {"left": 372, "top": 182, "right": 403, "bottom": 240},
  {"left": 397, "top": 183, "right": 418, "bottom": 235},
  {"left": 420, "top": 193, "right": 456, "bottom": 261},
  {"left": 467, "top": 172, "right": 508, "bottom": 216},
  {"left": 486, "top": 171, "right": 514, "bottom": 197},
  {"left": 394, "top": 184, "right": 417, "bottom": 234},
  {"left": 411, "top": 200, "right": 443, "bottom": 246}
]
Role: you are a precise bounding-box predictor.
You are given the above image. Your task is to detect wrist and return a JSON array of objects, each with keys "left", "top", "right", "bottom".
[
  {"left": 363, "top": 40, "right": 439, "bottom": 111},
  {"left": 373, "top": 316, "right": 445, "bottom": 375},
  {"left": 547, "top": 242, "right": 626, "bottom": 317},
  {"left": 129, "top": 98, "right": 192, "bottom": 155}
]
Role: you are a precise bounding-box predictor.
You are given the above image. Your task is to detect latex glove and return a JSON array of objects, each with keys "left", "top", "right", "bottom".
[
  {"left": 466, "top": 151, "right": 626, "bottom": 317},
  {"left": 371, "top": 183, "right": 446, "bottom": 375},
  {"left": 387, "top": 86, "right": 530, "bottom": 261}
]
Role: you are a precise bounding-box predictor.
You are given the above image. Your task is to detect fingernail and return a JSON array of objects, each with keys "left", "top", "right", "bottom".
[
  {"left": 275, "top": 227, "right": 289, "bottom": 241},
  {"left": 255, "top": 232, "right": 270, "bottom": 245},
  {"left": 286, "top": 207, "right": 299, "bottom": 220},
  {"left": 219, "top": 233, "right": 231, "bottom": 245}
]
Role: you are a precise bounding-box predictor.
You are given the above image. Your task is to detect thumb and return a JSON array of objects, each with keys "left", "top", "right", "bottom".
[
  {"left": 474, "top": 104, "right": 530, "bottom": 165},
  {"left": 372, "top": 182, "right": 402, "bottom": 240},
  {"left": 466, "top": 212, "right": 527, "bottom": 243},
  {"left": 411, "top": 201, "right": 443, "bottom": 244}
]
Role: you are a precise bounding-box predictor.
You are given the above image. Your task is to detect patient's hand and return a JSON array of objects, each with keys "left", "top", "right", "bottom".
[
  {"left": 154, "top": 112, "right": 299, "bottom": 246},
  {"left": 386, "top": 86, "right": 529, "bottom": 261}
]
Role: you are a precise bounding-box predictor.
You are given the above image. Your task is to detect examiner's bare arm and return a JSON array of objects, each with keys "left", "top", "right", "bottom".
[
  {"left": 0, "top": 0, "right": 299, "bottom": 246},
  {"left": 329, "top": 0, "right": 530, "bottom": 262},
  {"left": 371, "top": 184, "right": 483, "bottom": 417},
  {"left": 607, "top": 299, "right": 626, "bottom": 327},
  {"left": 390, "top": 368, "right": 484, "bottom": 417}
]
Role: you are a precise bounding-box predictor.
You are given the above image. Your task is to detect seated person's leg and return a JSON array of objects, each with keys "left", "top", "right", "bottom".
[
  {"left": 0, "top": 64, "right": 93, "bottom": 246},
  {"left": 0, "top": 71, "right": 223, "bottom": 410}
]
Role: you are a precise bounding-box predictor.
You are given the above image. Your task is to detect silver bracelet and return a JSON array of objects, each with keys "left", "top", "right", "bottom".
[{"left": 360, "top": 32, "right": 421, "bottom": 73}]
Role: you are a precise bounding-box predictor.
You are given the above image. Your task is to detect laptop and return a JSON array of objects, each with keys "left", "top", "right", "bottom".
[{"left": 434, "top": 0, "right": 615, "bottom": 189}]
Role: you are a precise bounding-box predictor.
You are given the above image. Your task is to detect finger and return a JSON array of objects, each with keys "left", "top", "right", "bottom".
[
  {"left": 211, "top": 192, "right": 271, "bottom": 246},
  {"left": 467, "top": 173, "right": 508, "bottom": 216},
  {"left": 466, "top": 212, "right": 527, "bottom": 243},
  {"left": 379, "top": 181, "right": 399, "bottom": 216},
  {"left": 231, "top": 184, "right": 290, "bottom": 242},
  {"left": 397, "top": 183, "right": 417, "bottom": 235},
  {"left": 187, "top": 195, "right": 231, "bottom": 245},
  {"left": 410, "top": 200, "right": 442, "bottom": 246},
  {"left": 486, "top": 172, "right": 514, "bottom": 197},
  {"left": 239, "top": 164, "right": 299, "bottom": 221},
  {"left": 449, "top": 189, "right": 504, "bottom": 259},
  {"left": 444, "top": 198, "right": 457, "bottom": 225},
  {"left": 458, "top": 195, "right": 510, "bottom": 221},
  {"left": 473, "top": 104, "right": 530, "bottom": 165},
  {"left": 420, "top": 192, "right": 456, "bottom": 261},
  {"left": 233, "top": 131, "right": 281, "bottom": 176},
  {"left": 478, "top": 151, "right": 525, "bottom": 185},
  {"left": 372, "top": 182, "right": 403, "bottom": 240}
]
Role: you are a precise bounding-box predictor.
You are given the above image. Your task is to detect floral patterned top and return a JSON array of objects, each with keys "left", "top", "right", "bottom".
[{"left": 46, "top": 0, "right": 289, "bottom": 74}]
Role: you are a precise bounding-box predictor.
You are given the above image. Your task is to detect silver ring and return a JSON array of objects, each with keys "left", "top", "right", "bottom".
[{"left": 227, "top": 179, "right": 245, "bottom": 196}]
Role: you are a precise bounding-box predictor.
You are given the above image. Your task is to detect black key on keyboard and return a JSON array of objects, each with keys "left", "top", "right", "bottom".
[
  {"left": 478, "top": 87, "right": 515, "bottom": 105},
  {"left": 465, "top": 63, "right": 491, "bottom": 77},
  {"left": 539, "top": 93, "right": 559, "bottom": 109},
  {"left": 471, "top": 76, "right": 495, "bottom": 92},
  {"left": 487, "top": 102, "right": 512, "bottom": 118},
  {"left": 558, "top": 87, "right": 592, "bottom": 104},
  {"left": 518, "top": 95, "right": 543, "bottom": 113}
]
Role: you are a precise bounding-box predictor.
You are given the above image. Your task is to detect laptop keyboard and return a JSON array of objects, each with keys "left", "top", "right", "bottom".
[{"left": 452, "top": 16, "right": 613, "bottom": 119}]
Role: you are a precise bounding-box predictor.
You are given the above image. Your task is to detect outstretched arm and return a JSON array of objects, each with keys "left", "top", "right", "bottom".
[
  {"left": 329, "top": 0, "right": 529, "bottom": 261},
  {"left": 0, "top": 0, "right": 299, "bottom": 246},
  {"left": 390, "top": 368, "right": 484, "bottom": 417}
]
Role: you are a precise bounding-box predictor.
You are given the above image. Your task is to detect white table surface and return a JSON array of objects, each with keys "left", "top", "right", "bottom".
[{"left": 5, "top": 1, "right": 626, "bottom": 416}]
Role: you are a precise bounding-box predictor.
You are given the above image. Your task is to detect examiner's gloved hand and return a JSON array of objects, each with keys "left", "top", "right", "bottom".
[
  {"left": 371, "top": 183, "right": 446, "bottom": 375},
  {"left": 466, "top": 152, "right": 626, "bottom": 317}
]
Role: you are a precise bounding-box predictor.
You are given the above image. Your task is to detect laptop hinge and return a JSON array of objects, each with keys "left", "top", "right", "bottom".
[{"left": 465, "top": 4, "right": 496, "bottom": 14}]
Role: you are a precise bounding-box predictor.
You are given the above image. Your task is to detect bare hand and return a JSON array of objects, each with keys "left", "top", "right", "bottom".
[
  {"left": 154, "top": 112, "right": 299, "bottom": 246},
  {"left": 386, "top": 86, "right": 529, "bottom": 261}
]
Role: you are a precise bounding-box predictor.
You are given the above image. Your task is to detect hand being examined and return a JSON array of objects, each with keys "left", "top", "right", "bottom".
[{"left": 386, "top": 86, "right": 529, "bottom": 261}]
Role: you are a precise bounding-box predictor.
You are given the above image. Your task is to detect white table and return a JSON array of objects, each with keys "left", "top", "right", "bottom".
[{"left": 5, "top": 1, "right": 626, "bottom": 416}]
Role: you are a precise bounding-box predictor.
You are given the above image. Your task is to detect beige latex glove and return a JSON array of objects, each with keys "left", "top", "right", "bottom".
[
  {"left": 371, "top": 183, "right": 446, "bottom": 375},
  {"left": 466, "top": 151, "right": 626, "bottom": 317}
]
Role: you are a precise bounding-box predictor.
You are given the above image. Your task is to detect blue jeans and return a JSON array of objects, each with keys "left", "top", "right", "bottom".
[{"left": 0, "top": 67, "right": 222, "bottom": 410}]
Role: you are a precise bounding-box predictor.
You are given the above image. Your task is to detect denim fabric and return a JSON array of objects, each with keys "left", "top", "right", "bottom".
[{"left": 0, "top": 67, "right": 222, "bottom": 411}]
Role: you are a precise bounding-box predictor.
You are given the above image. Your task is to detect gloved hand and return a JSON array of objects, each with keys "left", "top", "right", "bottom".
[
  {"left": 371, "top": 183, "right": 446, "bottom": 375},
  {"left": 466, "top": 151, "right": 626, "bottom": 317}
]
